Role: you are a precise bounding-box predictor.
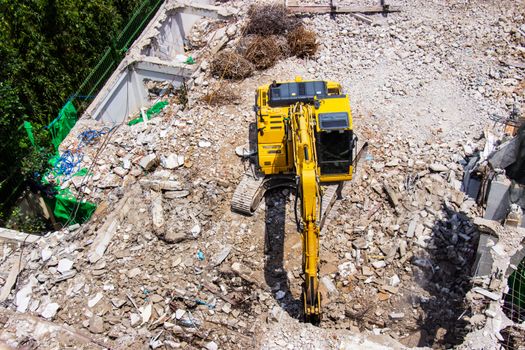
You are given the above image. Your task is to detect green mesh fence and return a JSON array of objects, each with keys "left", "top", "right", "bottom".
[
  {"left": 501, "top": 258, "right": 525, "bottom": 350},
  {"left": 504, "top": 257, "right": 525, "bottom": 322}
]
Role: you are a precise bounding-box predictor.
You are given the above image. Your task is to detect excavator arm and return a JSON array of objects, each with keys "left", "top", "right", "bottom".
[{"left": 289, "top": 103, "right": 322, "bottom": 323}]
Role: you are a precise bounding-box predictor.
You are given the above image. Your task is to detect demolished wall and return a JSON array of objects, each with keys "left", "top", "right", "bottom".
[{"left": 82, "top": 0, "right": 235, "bottom": 124}]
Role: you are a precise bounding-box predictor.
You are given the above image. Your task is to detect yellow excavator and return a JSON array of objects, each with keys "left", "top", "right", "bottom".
[{"left": 232, "top": 77, "right": 365, "bottom": 323}]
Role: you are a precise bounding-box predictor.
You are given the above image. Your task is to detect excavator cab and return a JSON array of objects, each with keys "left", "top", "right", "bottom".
[
  {"left": 314, "top": 95, "right": 354, "bottom": 182},
  {"left": 316, "top": 117, "right": 353, "bottom": 175}
]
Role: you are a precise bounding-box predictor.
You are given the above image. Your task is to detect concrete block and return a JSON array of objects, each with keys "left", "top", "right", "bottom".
[
  {"left": 488, "top": 137, "right": 518, "bottom": 169},
  {"left": 484, "top": 178, "right": 511, "bottom": 222},
  {"left": 472, "top": 233, "right": 497, "bottom": 277}
]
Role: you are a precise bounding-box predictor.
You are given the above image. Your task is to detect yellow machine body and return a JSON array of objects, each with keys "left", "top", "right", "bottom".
[
  {"left": 255, "top": 78, "right": 354, "bottom": 183},
  {"left": 254, "top": 77, "right": 355, "bottom": 322}
]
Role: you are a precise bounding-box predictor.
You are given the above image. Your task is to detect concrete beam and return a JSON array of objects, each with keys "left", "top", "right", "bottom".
[
  {"left": 0, "top": 228, "right": 40, "bottom": 244},
  {"left": 173, "top": 1, "right": 237, "bottom": 20},
  {"left": 472, "top": 233, "right": 498, "bottom": 277},
  {"left": 134, "top": 58, "right": 193, "bottom": 78}
]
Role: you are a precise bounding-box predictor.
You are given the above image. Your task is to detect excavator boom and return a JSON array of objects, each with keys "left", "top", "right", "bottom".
[{"left": 289, "top": 102, "right": 322, "bottom": 322}]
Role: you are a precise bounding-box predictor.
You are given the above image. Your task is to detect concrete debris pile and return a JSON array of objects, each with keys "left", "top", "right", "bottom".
[
  {"left": 1, "top": 0, "right": 525, "bottom": 349},
  {"left": 300, "top": 4, "right": 524, "bottom": 137},
  {"left": 145, "top": 80, "right": 177, "bottom": 99},
  {"left": 458, "top": 219, "right": 525, "bottom": 350},
  {"left": 462, "top": 122, "right": 525, "bottom": 227}
]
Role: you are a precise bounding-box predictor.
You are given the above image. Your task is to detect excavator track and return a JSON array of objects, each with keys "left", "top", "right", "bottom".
[
  {"left": 232, "top": 141, "right": 368, "bottom": 219},
  {"left": 232, "top": 170, "right": 298, "bottom": 216},
  {"left": 231, "top": 172, "right": 265, "bottom": 215}
]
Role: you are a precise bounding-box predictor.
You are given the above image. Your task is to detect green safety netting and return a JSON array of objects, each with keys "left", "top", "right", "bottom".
[
  {"left": 128, "top": 101, "right": 168, "bottom": 126},
  {"left": 53, "top": 187, "right": 97, "bottom": 224},
  {"left": 72, "top": 167, "right": 89, "bottom": 178},
  {"left": 41, "top": 166, "right": 96, "bottom": 224},
  {"left": 23, "top": 121, "right": 36, "bottom": 147},
  {"left": 48, "top": 101, "right": 78, "bottom": 151},
  {"left": 44, "top": 101, "right": 97, "bottom": 225}
]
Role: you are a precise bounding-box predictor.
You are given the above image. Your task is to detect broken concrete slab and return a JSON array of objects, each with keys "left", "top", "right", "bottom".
[
  {"left": 139, "top": 154, "right": 159, "bottom": 171},
  {"left": 16, "top": 278, "right": 36, "bottom": 313},
  {"left": 57, "top": 258, "right": 74, "bottom": 274},
  {"left": 429, "top": 163, "right": 448, "bottom": 172},
  {"left": 472, "top": 287, "right": 501, "bottom": 301},
  {"left": 484, "top": 177, "right": 511, "bottom": 222},
  {"left": 212, "top": 245, "right": 232, "bottom": 266},
  {"left": 164, "top": 230, "right": 188, "bottom": 243},
  {"left": 488, "top": 136, "right": 519, "bottom": 169},
  {"left": 87, "top": 218, "right": 119, "bottom": 264},
  {"left": 89, "top": 315, "right": 104, "bottom": 334},
  {"left": 41, "top": 302, "right": 60, "bottom": 319},
  {"left": 139, "top": 179, "right": 182, "bottom": 191},
  {"left": 88, "top": 292, "right": 103, "bottom": 308},
  {"left": 87, "top": 189, "right": 135, "bottom": 263},
  {"left": 151, "top": 190, "right": 165, "bottom": 233},
  {"left": 161, "top": 153, "right": 185, "bottom": 169},
  {"left": 97, "top": 173, "right": 121, "bottom": 188},
  {"left": 164, "top": 190, "right": 190, "bottom": 199}
]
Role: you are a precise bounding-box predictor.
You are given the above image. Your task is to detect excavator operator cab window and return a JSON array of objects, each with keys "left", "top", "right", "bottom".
[{"left": 316, "top": 112, "right": 353, "bottom": 174}]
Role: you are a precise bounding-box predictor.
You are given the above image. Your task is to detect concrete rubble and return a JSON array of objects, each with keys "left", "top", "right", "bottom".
[{"left": 1, "top": 0, "right": 524, "bottom": 349}]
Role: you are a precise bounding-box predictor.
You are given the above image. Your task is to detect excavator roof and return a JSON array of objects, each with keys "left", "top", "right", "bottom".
[
  {"left": 315, "top": 95, "right": 352, "bottom": 131},
  {"left": 316, "top": 95, "right": 350, "bottom": 111}
]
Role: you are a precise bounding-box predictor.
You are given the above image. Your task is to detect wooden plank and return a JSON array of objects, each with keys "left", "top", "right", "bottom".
[
  {"left": 287, "top": 4, "right": 401, "bottom": 14},
  {"left": 351, "top": 12, "right": 374, "bottom": 25},
  {"left": 0, "top": 228, "right": 40, "bottom": 244}
]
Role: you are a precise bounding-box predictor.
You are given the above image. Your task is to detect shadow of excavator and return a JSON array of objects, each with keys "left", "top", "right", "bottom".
[{"left": 263, "top": 188, "right": 304, "bottom": 320}]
